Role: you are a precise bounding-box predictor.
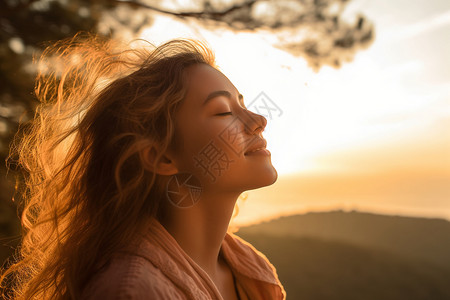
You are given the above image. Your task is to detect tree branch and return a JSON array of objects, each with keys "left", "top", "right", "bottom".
[{"left": 113, "top": 0, "right": 258, "bottom": 21}]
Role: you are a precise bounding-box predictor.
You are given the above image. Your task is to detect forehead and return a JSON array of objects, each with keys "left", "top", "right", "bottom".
[{"left": 184, "top": 64, "right": 238, "bottom": 106}]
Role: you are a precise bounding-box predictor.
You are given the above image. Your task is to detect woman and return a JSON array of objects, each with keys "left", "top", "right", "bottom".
[{"left": 0, "top": 33, "right": 286, "bottom": 299}]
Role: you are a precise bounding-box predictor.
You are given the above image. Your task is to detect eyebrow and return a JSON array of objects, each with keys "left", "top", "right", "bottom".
[{"left": 202, "top": 90, "right": 244, "bottom": 107}]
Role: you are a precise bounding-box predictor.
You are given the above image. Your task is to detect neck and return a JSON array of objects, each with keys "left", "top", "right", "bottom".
[{"left": 159, "top": 189, "right": 240, "bottom": 278}]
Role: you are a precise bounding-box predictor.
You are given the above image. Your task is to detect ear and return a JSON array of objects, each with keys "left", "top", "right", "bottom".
[{"left": 141, "top": 146, "right": 179, "bottom": 176}]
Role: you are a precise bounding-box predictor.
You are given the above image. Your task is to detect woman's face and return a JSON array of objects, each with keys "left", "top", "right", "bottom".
[{"left": 169, "top": 63, "right": 277, "bottom": 194}]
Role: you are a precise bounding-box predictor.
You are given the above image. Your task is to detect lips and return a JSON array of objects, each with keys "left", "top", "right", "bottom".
[{"left": 244, "top": 139, "right": 267, "bottom": 155}]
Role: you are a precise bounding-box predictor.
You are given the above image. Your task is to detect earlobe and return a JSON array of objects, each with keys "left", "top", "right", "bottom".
[{"left": 141, "top": 146, "right": 179, "bottom": 176}]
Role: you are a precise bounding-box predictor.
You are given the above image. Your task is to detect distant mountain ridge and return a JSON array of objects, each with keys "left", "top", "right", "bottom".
[
  {"left": 235, "top": 233, "right": 450, "bottom": 300},
  {"left": 237, "top": 210, "right": 450, "bottom": 269},
  {"left": 235, "top": 210, "right": 450, "bottom": 299}
]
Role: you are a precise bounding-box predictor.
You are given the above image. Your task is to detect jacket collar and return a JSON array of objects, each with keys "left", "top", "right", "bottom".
[
  {"left": 132, "top": 217, "right": 284, "bottom": 298},
  {"left": 220, "top": 232, "right": 282, "bottom": 286}
]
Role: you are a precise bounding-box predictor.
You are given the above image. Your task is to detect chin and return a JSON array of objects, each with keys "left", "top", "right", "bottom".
[
  {"left": 265, "top": 165, "right": 278, "bottom": 185},
  {"left": 244, "top": 165, "right": 278, "bottom": 191},
  {"left": 209, "top": 163, "right": 278, "bottom": 192}
]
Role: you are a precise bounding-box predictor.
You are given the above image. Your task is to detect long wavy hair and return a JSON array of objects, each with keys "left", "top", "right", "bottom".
[{"left": 0, "top": 33, "right": 218, "bottom": 299}]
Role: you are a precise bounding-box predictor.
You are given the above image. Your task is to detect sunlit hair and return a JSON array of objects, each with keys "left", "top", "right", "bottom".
[{"left": 0, "top": 32, "right": 218, "bottom": 299}]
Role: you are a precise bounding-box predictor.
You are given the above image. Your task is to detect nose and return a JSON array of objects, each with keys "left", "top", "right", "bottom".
[{"left": 242, "top": 109, "right": 267, "bottom": 135}]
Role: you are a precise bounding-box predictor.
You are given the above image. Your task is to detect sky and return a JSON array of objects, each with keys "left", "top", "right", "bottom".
[{"left": 126, "top": 0, "right": 450, "bottom": 225}]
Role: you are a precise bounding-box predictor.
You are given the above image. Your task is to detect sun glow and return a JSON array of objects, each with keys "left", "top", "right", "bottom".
[{"left": 138, "top": 2, "right": 450, "bottom": 224}]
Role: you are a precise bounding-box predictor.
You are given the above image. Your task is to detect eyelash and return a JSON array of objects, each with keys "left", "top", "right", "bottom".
[{"left": 216, "top": 112, "right": 233, "bottom": 116}]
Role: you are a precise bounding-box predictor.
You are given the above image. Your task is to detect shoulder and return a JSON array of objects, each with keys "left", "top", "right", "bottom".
[
  {"left": 223, "top": 232, "right": 287, "bottom": 299},
  {"left": 223, "top": 232, "right": 279, "bottom": 278},
  {"left": 225, "top": 232, "right": 274, "bottom": 267},
  {"left": 81, "top": 253, "right": 185, "bottom": 300}
]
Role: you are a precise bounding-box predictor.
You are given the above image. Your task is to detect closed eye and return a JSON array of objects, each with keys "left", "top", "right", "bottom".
[{"left": 216, "top": 112, "right": 232, "bottom": 116}]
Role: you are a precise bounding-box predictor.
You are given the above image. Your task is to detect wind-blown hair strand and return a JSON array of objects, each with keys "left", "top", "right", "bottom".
[{"left": 0, "top": 32, "right": 216, "bottom": 299}]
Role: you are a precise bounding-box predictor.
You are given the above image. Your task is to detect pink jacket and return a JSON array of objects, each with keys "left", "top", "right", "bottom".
[{"left": 82, "top": 218, "right": 286, "bottom": 299}]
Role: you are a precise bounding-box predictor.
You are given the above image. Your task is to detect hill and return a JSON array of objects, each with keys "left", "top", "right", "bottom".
[
  {"left": 237, "top": 210, "right": 450, "bottom": 268},
  {"left": 235, "top": 210, "right": 450, "bottom": 299}
]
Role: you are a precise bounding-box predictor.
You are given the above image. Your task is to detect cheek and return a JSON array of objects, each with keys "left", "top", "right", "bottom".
[
  {"left": 194, "top": 120, "right": 250, "bottom": 169},
  {"left": 173, "top": 120, "right": 217, "bottom": 167},
  {"left": 212, "top": 118, "right": 253, "bottom": 158},
  {"left": 178, "top": 120, "right": 239, "bottom": 174}
]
